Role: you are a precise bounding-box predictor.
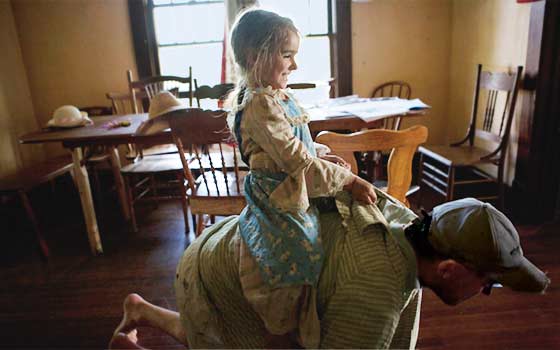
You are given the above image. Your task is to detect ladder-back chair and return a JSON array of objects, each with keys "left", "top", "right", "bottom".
[
  {"left": 126, "top": 72, "right": 186, "bottom": 158},
  {"left": 106, "top": 91, "right": 162, "bottom": 159},
  {"left": 127, "top": 67, "right": 193, "bottom": 113},
  {"left": 418, "top": 64, "right": 522, "bottom": 210},
  {"left": 371, "top": 81, "right": 412, "bottom": 131},
  {"left": 193, "top": 80, "right": 234, "bottom": 109},
  {"left": 107, "top": 91, "right": 146, "bottom": 115},
  {"left": 316, "top": 125, "right": 428, "bottom": 206}
]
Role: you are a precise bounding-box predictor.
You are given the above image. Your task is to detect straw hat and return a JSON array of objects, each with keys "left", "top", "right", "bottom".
[
  {"left": 47, "top": 105, "right": 93, "bottom": 128},
  {"left": 137, "top": 91, "right": 188, "bottom": 135},
  {"left": 148, "top": 91, "right": 188, "bottom": 119}
]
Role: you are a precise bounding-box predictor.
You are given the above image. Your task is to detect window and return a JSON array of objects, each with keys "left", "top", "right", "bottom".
[
  {"left": 251, "top": 0, "right": 332, "bottom": 85},
  {"left": 151, "top": 0, "right": 225, "bottom": 84},
  {"left": 129, "top": 0, "right": 352, "bottom": 96}
]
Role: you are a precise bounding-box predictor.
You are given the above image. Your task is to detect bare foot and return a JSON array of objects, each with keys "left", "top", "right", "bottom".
[
  {"left": 113, "top": 294, "right": 147, "bottom": 336},
  {"left": 109, "top": 331, "right": 145, "bottom": 349}
]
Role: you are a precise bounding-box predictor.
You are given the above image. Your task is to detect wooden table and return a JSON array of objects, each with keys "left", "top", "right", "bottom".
[
  {"left": 19, "top": 109, "right": 424, "bottom": 255},
  {"left": 19, "top": 114, "right": 163, "bottom": 255}
]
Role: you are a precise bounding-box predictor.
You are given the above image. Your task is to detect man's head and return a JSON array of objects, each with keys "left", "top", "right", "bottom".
[{"left": 411, "top": 198, "right": 550, "bottom": 305}]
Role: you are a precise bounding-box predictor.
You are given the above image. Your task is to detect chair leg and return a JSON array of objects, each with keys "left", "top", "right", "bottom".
[
  {"left": 196, "top": 215, "right": 204, "bottom": 237},
  {"left": 176, "top": 172, "right": 190, "bottom": 235},
  {"left": 124, "top": 175, "right": 138, "bottom": 232},
  {"left": 192, "top": 213, "right": 197, "bottom": 234},
  {"left": 18, "top": 190, "right": 49, "bottom": 260},
  {"left": 446, "top": 167, "right": 456, "bottom": 201}
]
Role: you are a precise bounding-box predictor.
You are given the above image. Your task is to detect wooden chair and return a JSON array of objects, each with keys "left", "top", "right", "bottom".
[
  {"left": 106, "top": 91, "right": 146, "bottom": 115},
  {"left": 127, "top": 67, "right": 193, "bottom": 113},
  {"left": 120, "top": 152, "right": 187, "bottom": 233},
  {"left": 193, "top": 80, "right": 234, "bottom": 109},
  {"left": 106, "top": 90, "right": 183, "bottom": 232},
  {"left": 164, "top": 108, "right": 247, "bottom": 236},
  {"left": 361, "top": 81, "right": 413, "bottom": 194},
  {"left": 79, "top": 106, "right": 112, "bottom": 117},
  {"left": 371, "top": 80, "right": 412, "bottom": 131},
  {"left": 127, "top": 70, "right": 192, "bottom": 159},
  {"left": 417, "top": 64, "right": 522, "bottom": 210},
  {"left": 106, "top": 91, "right": 176, "bottom": 159},
  {"left": 0, "top": 155, "right": 74, "bottom": 259},
  {"left": 316, "top": 125, "right": 428, "bottom": 206}
]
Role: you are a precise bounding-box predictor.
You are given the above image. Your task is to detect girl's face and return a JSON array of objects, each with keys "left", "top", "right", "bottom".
[{"left": 267, "top": 30, "right": 299, "bottom": 89}]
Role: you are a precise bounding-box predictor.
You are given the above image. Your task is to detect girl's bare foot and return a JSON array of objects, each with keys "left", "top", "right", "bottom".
[
  {"left": 109, "top": 330, "right": 145, "bottom": 349},
  {"left": 113, "top": 294, "right": 148, "bottom": 336}
]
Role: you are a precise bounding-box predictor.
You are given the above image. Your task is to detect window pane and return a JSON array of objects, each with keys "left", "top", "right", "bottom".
[
  {"left": 289, "top": 36, "right": 331, "bottom": 83},
  {"left": 153, "top": 3, "right": 225, "bottom": 45},
  {"left": 309, "top": 0, "right": 328, "bottom": 34},
  {"left": 158, "top": 43, "right": 222, "bottom": 86},
  {"left": 258, "top": 0, "right": 327, "bottom": 35}
]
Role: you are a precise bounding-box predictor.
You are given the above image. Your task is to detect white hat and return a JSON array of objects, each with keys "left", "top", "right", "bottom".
[
  {"left": 148, "top": 91, "right": 188, "bottom": 119},
  {"left": 47, "top": 105, "right": 93, "bottom": 128}
]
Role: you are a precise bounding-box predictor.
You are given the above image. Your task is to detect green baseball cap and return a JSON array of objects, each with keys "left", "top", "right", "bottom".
[{"left": 429, "top": 198, "right": 550, "bottom": 293}]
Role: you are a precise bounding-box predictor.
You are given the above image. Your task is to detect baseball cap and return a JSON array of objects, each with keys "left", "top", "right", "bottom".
[{"left": 429, "top": 198, "right": 550, "bottom": 293}]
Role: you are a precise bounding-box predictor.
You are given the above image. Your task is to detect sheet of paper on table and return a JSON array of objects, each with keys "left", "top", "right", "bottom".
[{"left": 305, "top": 97, "right": 430, "bottom": 122}]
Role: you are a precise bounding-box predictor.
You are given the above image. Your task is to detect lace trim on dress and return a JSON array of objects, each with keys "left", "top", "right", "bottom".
[{"left": 228, "top": 85, "right": 310, "bottom": 126}]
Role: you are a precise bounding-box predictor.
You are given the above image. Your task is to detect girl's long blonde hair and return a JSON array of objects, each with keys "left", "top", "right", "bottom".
[{"left": 226, "top": 9, "right": 298, "bottom": 112}]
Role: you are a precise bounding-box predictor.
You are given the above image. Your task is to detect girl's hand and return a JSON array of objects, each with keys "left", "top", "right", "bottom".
[
  {"left": 320, "top": 154, "right": 351, "bottom": 170},
  {"left": 343, "top": 175, "right": 377, "bottom": 204}
]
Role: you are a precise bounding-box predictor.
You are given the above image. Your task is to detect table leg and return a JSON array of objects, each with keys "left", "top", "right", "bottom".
[
  {"left": 108, "top": 146, "right": 130, "bottom": 221},
  {"left": 71, "top": 147, "right": 103, "bottom": 254}
]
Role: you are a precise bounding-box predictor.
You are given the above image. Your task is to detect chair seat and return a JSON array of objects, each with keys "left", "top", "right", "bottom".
[
  {"left": 126, "top": 144, "right": 178, "bottom": 160},
  {"left": 120, "top": 153, "right": 185, "bottom": 174},
  {"left": 0, "top": 155, "right": 74, "bottom": 192},
  {"left": 419, "top": 145, "right": 494, "bottom": 167},
  {"left": 142, "top": 144, "right": 178, "bottom": 157}
]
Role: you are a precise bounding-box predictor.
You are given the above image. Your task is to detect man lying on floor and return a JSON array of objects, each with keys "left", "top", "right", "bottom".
[{"left": 110, "top": 190, "right": 550, "bottom": 349}]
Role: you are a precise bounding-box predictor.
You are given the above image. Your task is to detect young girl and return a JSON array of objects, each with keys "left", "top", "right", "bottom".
[
  {"left": 109, "top": 8, "right": 377, "bottom": 350},
  {"left": 227, "top": 8, "right": 376, "bottom": 347}
]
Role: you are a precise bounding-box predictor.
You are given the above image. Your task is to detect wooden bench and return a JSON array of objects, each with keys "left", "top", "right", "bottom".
[{"left": 0, "top": 155, "right": 74, "bottom": 259}]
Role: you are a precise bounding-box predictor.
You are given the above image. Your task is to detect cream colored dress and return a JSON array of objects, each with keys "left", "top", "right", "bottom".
[{"left": 230, "top": 86, "right": 354, "bottom": 347}]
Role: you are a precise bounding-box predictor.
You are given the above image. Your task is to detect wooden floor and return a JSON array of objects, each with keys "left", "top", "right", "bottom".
[{"left": 1, "top": 177, "right": 559, "bottom": 349}]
